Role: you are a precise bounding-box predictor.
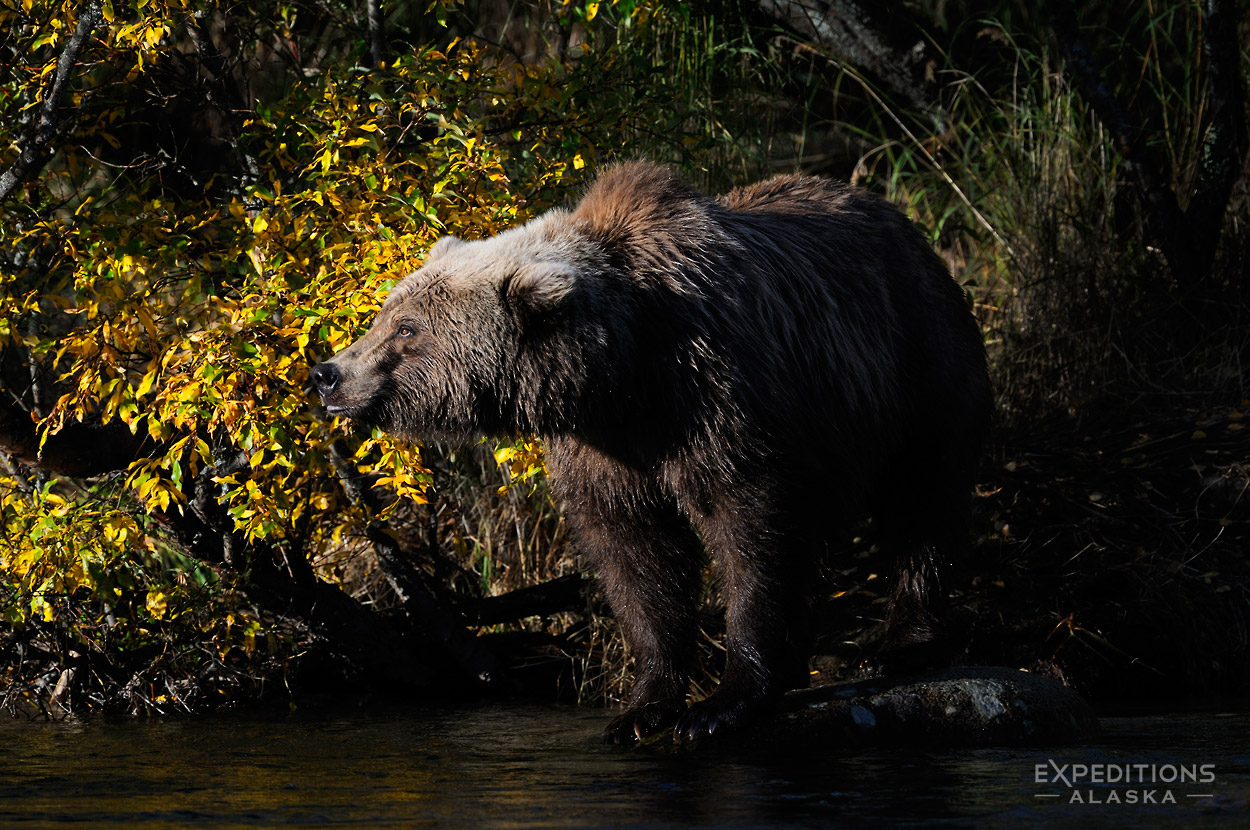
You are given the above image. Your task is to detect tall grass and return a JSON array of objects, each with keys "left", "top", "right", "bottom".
[{"left": 806, "top": 9, "right": 1247, "bottom": 417}]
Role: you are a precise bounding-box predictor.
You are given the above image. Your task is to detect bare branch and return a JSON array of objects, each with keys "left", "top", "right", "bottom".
[
  {"left": 466, "top": 573, "right": 587, "bottom": 627},
  {"left": 0, "top": 392, "right": 150, "bottom": 478},
  {"left": 0, "top": 2, "right": 104, "bottom": 203}
]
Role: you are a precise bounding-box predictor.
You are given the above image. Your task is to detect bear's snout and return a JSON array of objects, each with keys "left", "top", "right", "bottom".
[{"left": 311, "top": 362, "right": 341, "bottom": 397}]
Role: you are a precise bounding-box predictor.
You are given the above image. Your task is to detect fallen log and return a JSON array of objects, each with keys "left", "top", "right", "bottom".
[{"left": 682, "top": 666, "right": 1099, "bottom": 750}]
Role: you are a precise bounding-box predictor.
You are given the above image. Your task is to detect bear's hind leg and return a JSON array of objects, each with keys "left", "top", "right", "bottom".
[{"left": 875, "top": 474, "right": 971, "bottom": 672}]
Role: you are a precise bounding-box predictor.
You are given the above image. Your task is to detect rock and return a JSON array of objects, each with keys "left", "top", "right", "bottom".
[{"left": 714, "top": 666, "right": 1099, "bottom": 750}]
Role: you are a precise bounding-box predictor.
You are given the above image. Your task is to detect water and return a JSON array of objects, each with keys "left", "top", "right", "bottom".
[{"left": 1, "top": 706, "right": 1246, "bottom": 828}]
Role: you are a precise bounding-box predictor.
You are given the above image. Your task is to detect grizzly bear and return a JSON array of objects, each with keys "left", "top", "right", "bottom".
[{"left": 312, "top": 162, "right": 991, "bottom": 744}]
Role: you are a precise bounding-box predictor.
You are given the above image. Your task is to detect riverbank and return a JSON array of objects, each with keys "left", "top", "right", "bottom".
[{"left": 3, "top": 396, "right": 1247, "bottom": 719}]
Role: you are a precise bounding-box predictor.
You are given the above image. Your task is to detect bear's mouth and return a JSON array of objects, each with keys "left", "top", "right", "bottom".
[
  {"left": 316, "top": 376, "right": 392, "bottom": 428},
  {"left": 321, "top": 397, "right": 384, "bottom": 427},
  {"left": 320, "top": 397, "right": 368, "bottom": 419}
]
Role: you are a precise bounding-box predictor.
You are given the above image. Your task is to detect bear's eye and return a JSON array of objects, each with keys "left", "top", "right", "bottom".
[{"left": 396, "top": 324, "right": 415, "bottom": 339}]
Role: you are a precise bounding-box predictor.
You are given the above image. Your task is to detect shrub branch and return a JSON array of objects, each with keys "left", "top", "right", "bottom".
[{"left": 0, "top": 3, "right": 103, "bottom": 204}]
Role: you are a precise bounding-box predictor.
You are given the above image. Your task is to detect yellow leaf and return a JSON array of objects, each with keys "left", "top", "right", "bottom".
[
  {"left": 136, "top": 307, "right": 160, "bottom": 342},
  {"left": 146, "top": 590, "right": 168, "bottom": 620},
  {"left": 136, "top": 367, "right": 158, "bottom": 398}
]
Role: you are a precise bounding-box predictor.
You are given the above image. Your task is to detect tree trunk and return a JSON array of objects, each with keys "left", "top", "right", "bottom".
[
  {"left": 1048, "top": 0, "right": 1248, "bottom": 291},
  {"left": 751, "top": 0, "right": 945, "bottom": 129},
  {"left": 367, "top": 0, "right": 387, "bottom": 69}
]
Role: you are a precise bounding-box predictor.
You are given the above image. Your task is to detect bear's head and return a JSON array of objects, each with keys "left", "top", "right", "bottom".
[{"left": 311, "top": 214, "right": 608, "bottom": 442}]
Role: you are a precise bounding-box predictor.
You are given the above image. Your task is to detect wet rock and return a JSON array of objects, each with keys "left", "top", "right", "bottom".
[{"left": 726, "top": 666, "right": 1099, "bottom": 750}]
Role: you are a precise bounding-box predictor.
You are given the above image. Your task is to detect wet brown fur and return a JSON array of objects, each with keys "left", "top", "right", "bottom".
[{"left": 313, "top": 162, "right": 991, "bottom": 743}]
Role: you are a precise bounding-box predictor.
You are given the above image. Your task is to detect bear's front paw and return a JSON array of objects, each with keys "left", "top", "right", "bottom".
[
  {"left": 675, "top": 692, "right": 768, "bottom": 742},
  {"left": 602, "top": 699, "right": 686, "bottom": 745}
]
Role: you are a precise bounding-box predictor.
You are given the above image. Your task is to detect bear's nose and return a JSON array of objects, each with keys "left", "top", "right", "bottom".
[{"left": 311, "top": 362, "right": 340, "bottom": 396}]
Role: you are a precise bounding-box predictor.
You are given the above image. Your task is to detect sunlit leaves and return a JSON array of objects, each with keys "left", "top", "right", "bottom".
[
  {"left": 494, "top": 440, "right": 548, "bottom": 495},
  {"left": 1, "top": 482, "right": 148, "bottom": 626},
  {"left": 1, "top": 0, "right": 730, "bottom": 703}
]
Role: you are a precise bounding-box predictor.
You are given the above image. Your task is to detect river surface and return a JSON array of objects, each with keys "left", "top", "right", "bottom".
[{"left": 1, "top": 706, "right": 1246, "bottom": 829}]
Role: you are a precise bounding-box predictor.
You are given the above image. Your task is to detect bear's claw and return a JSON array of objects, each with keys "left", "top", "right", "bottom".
[
  {"left": 601, "top": 699, "right": 685, "bottom": 744},
  {"left": 675, "top": 693, "right": 766, "bottom": 742}
]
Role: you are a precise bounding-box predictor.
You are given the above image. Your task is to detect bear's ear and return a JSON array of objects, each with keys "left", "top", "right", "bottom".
[
  {"left": 504, "top": 262, "right": 576, "bottom": 318},
  {"left": 425, "top": 235, "right": 466, "bottom": 263}
]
